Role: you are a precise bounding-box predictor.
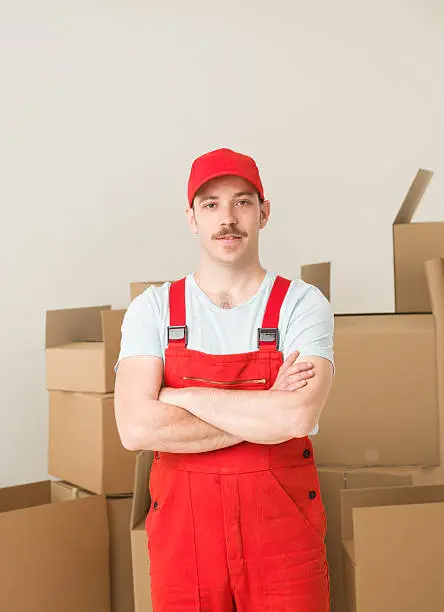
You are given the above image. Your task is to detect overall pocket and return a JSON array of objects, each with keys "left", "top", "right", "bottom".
[{"left": 269, "top": 464, "right": 327, "bottom": 543}]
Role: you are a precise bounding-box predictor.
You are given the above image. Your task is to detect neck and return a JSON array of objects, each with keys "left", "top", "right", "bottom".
[{"left": 193, "top": 260, "right": 267, "bottom": 306}]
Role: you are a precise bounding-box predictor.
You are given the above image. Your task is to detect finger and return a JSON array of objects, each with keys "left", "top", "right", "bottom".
[
  {"left": 287, "top": 371, "right": 314, "bottom": 386},
  {"left": 288, "top": 361, "right": 313, "bottom": 374},
  {"left": 287, "top": 380, "right": 308, "bottom": 391},
  {"left": 279, "top": 351, "right": 301, "bottom": 374}
]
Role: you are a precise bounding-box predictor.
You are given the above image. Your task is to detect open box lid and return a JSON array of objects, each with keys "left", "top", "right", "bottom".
[
  {"left": 0, "top": 481, "right": 51, "bottom": 514},
  {"left": 393, "top": 168, "right": 434, "bottom": 225},
  {"left": 300, "top": 257, "right": 444, "bottom": 320},
  {"left": 300, "top": 262, "right": 331, "bottom": 302},
  {"left": 426, "top": 258, "right": 444, "bottom": 322},
  {"left": 45, "top": 305, "right": 125, "bottom": 351},
  {"left": 46, "top": 305, "right": 111, "bottom": 348},
  {"left": 130, "top": 451, "right": 154, "bottom": 530}
]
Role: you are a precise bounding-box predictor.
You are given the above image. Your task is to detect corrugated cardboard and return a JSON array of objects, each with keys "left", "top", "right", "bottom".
[
  {"left": 355, "top": 465, "right": 444, "bottom": 485},
  {"left": 49, "top": 390, "right": 137, "bottom": 495},
  {"left": 46, "top": 305, "right": 125, "bottom": 392},
  {"left": 301, "top": 262, "right": 331, "bottom": 301},
  {"left": 341, "top": 484, "right": 444, "bottom": 612},
  {"left": 311, "top": 258, "right": 444, "bottom": 466},
  {"left": 393, "top": 168, "right": 444, "bottom": 313},
  {"left": 51, "top": 481, "right": 134, "bottom": 612},
  {"left": 0, "top": 480, "right": 110, "bottom": 612},
  {"left": 129, "top": 281, "right": 169, "bottom": 301},
  {"left": 130, "top": 451, "right": 154, "bottom": 612},
  {"left": 318, "top": 468, "right": 413, "bottom": 612}
]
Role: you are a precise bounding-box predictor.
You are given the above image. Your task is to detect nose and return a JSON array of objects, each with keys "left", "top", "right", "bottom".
[{"left": 219, "top": 204, "right": 238, "bottom": 227}]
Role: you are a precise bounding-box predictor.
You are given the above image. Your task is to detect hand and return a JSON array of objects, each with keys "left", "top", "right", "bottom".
[
  {"left": 158, "top": 386, "right": 179, "bottom": 404},
  {"left": 271, "top": 350, "right": 314, "bottom": 392}
]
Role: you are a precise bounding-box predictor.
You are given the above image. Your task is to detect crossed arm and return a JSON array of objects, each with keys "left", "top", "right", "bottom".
[{"left": 115, "top": 353, "right": 333, "bottom": 453}]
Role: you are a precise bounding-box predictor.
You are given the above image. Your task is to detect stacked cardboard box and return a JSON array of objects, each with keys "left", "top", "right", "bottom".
[
  {"left": 307, "top": 255, "right": 444, "bottom": 611},
  {"left": 44, "top": 304, "right": 137, "bottom": 612},
  {"left": 0, "top": 480, "right": 111, "bottom": 612},
  {"left": 302, "top": 168, "right": 444, "bottom": 611}
]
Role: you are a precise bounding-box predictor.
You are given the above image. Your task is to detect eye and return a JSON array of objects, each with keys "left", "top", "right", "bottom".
[
  {"left": 236, "top": 200, "right": 249, "bottom": 206},
  {"left": 204, "top": 202, "right": 216, "bottom": 209}
]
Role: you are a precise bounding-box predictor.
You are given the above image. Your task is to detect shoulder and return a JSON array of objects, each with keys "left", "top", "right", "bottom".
[
  {"left": 280, "top": 277, "right": 333, "bottom": 325},
  {"left": 283, "top": 277, "right": 331, "bottom": 310},
  {"left": 124, "top": 280, "right": 172, "bottom": 322}
]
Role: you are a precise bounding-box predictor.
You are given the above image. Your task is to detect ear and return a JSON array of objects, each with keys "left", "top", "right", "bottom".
[
  {"left": 185, "top": 206, "right": 199, "bottom": 235},
  {"left": 259, "top": 199, "right": 271, "bottom": 228}
]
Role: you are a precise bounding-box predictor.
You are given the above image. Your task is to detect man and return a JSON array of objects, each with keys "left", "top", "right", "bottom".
[{"left": 114, "top": 147, "right": 334, "bottom": 611}]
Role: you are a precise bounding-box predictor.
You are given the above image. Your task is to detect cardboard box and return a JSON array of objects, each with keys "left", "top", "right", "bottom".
[
  {"left": 0, "top": 480, "right": 110, "bottom": 612},
  {"left": 312, "top": 258, "right": 444, "bottom": 467},
  {"left": 301, "top": 262, "right": 331, "bottom": 301},
  {"left": 51, "top": 481, "right": 134, "bottom": 612},
  {"left": 318, "top": 468, "right": 413, "bottom": 612},
  {"left": 49, "top": 390, "right": 137, "bottom": 495},
  {"left": 46, "top": 305, "right": 125, "bottom": 392},
  {"left": 355, "top": 465, "right": 444, "bottom": 486},
  {"left": 130, "top": 451, "right": 155, "bottom": 612},
  {"left": 129, "top": 281, "right": 169, "bottom": 301},
  {"left": 393, "top": 168, "right": 444, "bottom": 313},
  {"left": 341, "top": 484, "right": 444, "bottom": 612}
]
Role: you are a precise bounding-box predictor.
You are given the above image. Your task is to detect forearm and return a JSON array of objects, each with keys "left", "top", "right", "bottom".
[
  {"left": 161, "top": 387, "right": 314, "bottom": 444},
  {"left": 131, "top": 398, "right": 243, "bottom": 453}
]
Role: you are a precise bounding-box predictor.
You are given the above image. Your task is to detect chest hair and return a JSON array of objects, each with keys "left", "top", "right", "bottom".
[{"left": 217, "top": 290, "right": 234, "bottom": 309}]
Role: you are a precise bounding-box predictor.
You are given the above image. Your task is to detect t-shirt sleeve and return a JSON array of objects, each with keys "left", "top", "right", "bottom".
[
  {"left": 114, "top": 288, "right": 163, "bottom": 373},
  {"left": 282, "top": 285, "right": 335, "bottom": 371},
  {"left": 282, "top": 284, "right": 335, "bottom": 437}
]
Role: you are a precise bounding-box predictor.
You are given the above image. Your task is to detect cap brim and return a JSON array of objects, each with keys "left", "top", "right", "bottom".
[{"left": 189, "top": 170, "right": 262, "bottom": 206}]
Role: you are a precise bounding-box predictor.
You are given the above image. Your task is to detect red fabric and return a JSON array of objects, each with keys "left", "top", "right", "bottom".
[
  {"left": 187, "top": 148, "right": 265, "bottom": 206},
  {"left": 146, "top": 276, "right": 330, "bottom": 611}
]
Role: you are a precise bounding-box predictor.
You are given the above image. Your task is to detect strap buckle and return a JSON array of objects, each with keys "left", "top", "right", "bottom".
[
  {"left": 257, "top": 327, "right": 280, "bottom": 349},
  {"left": 167, "top": 325, "right": 188, "bottom": 346}
]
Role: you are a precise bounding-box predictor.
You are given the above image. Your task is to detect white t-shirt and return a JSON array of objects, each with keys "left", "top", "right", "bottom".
[{"left": 115, "top": 270, "right": 335, "bottom": 436}]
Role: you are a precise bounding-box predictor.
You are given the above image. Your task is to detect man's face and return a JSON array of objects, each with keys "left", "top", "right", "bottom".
[{"left": 186, "top": 175, "right": 270, "bottom": 264}]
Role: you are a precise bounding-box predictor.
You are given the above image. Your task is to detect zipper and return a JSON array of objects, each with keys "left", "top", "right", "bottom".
[{"left": 182, "top": 376, "right": 267, "bottom": 386}]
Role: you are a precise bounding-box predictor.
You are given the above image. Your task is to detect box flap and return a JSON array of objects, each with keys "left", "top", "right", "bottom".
[
  {"left": 101, "top": 309, "right": 126, "bottom": 388},
  {"left": 0, "top": 481, "right": 50, "bottom": 513},
  {"left": 393, "top": 168, "right": 433, "bottom": 225},
  {"left": 426, "top": 258, "right": 444, "bottom": 323},
  {"left": 300, "top": 262, "right": 331, "bottom": 301},
  {"left": 46, "top": 305, "right": 111, "bottom": 348},
  {"left": 340, "top": 483, "right": 444, "bottom": 542},
  {"left": 101, "top": 309, "right": 126, "bottom": 349},
  {"left": 130, "top": 451, "right": 154, "bottom": 530},
  {"left": 342, "top": 538, "right": 355, "bottom": 565}
]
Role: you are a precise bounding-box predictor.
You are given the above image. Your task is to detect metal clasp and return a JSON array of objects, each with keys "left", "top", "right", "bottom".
[
  {"left": 257, "top": 327, "right": 280, "bottom": 349},
  {"left": 167, "top": 325, "right": 188, "bottom": 346}
]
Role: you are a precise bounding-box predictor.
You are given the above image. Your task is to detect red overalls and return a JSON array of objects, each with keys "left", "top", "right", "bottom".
[{"left": 146, "top": 275, "right": 330, "bottom": 611}]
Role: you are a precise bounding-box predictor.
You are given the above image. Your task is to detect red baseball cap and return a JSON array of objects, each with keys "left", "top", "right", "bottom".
[{"left": 187, "top": 148, "right": 265, "bottom": 207}]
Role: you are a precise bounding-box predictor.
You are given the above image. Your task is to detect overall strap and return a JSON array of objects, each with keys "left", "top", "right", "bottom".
[
  {"left": 167, "top": 277, "right": 188, "bottom": 347},
  {"left": 259, "top": 276, "right": 292, "bottom": 351}
]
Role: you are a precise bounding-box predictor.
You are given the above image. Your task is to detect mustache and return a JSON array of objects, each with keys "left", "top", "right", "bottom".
[{"left": 213, "top": 229, "right": 247, "bottom": 240}]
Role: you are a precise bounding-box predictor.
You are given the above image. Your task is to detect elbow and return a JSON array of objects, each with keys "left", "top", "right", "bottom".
[
  {"left": 121, "top": 432, "right": 143, "bottom": 451},
  {"left": 287, "top": 404, "right": 319, "bottom": 439},
  {"left": 119, "top": 424, "right": 157, "bottom": 451},
  {"left": 117, "top": 420, "right": 143, "bottom": 451},
  {"left": 115, "top": 402, "right": 155, "bottom": 451}
]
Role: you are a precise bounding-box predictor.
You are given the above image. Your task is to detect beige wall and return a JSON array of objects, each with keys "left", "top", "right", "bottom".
[{"left": 1, "top": 1, "right": 443, "bottom": 486}]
